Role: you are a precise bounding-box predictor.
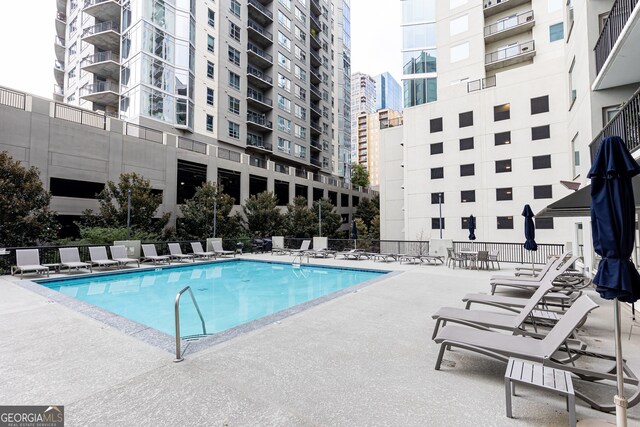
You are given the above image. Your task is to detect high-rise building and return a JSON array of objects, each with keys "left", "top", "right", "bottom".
[
  {"left": 355, "top": 108, "right": 402, "bottom": 188},
  {"left": 350, "top": 72, "right": 376, "bottom": 163},
  {"left": 373, "top": 72, "right": 401, "bottom": 112},
  {"left": 381, "top": 0, "right": 571, "bottom": 242},
  {"left": 401, "top": 0, "right": 437, "bottom": 108},
  {"left": 54, "top": 0, "right": 350, "bottom": 183}
]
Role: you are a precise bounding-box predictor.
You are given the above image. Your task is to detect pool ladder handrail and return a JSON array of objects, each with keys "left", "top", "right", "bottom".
[
  {"left": 292, "top": 251, "right": 309, "bottom": 266},
  {"left": 174, "top": 286, "right": 207, "bottom": 362}
]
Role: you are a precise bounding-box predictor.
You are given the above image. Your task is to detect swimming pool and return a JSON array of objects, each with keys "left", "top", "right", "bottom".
[{"left": 41, "top": 260, "right": 386, "bottom": 338}]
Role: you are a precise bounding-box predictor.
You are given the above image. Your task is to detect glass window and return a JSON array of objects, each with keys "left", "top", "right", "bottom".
[
  {"left": 206, "top": 88, "right": 214, "bottom": 105},
  {"left": 431, "top": 218, "right": 445, "bottom": 229},
  {"left": 402, "top": 0, "right": 436, "bottom": 24},
  {"left": 495, "top": 159, "right": 512, "bottom": 173},
  {"left": 459, "top": 111, "right": 473, "bottom": 127},
  {"left": 294, "top": 45, "right": 305, "bottom": 61},
  {"left": 294, "top": 143, "right": 306, "bottom": 158},
  {"left": 206, "top": 114, "right": 214, "bottom": 132},
  {"left": 228, "top": 71, "right": 240, "bottom": 90},
  {"left": 294, "top": 6, "right": 306, "bottom": 24},
  {"left": 295, "top": 65, "right": 306, "bottom": 81},
  {"left": 230, "top": 22, "right": 241, "bottom": 42},
  {"left": 497, "top": 216, "right": 514, "bottom": 229},
  {"left": 402, "top": 49, "right": 437, "bottom": 75},
  {"left": 295, "top": 124, "right": 306, "bottom": 139},
  {"left": 403, "top": 77, "right": 437, "bottom": 107},
  {"left": 549, "top": 22, "right": 564, "bottom": 42},
  {"left": 278, "top": 116, "right": 291, "bottom": 133},
  {"left": 278, "top": 73, "right": 291, "bottom": 92},
  {"left": 228, "top": 96, "right": 240, "bottom": 114},
  {"left": 230, "top": 0, "right": 241, "bottom": 18},
  {"left": 431, "top": 192, "right": 444, "bottom": 204},
  {"left": 208, "top": 8, "right": 215, "bottom": 27},
  {"left": 207, "top": 61, "right": 215, "bottom": 78},
  {"left": 278, "top": 52, "right": 291, "bottom": 71},
  {"left": 535, "top": 217, "right": 554, "bottom": 229},
  {"left": 460, "top": 164, "right": 474, "bottom": 176},
  {"left": 228, "top": 46, "right": 240, "bottom": 66},
  {"left": 532, "top": 155, "right": 551, "bottom": 169},
  {"left": 295, "top": 26, "right": 306, "bottom": 43},
  {"left": 295, "top": 85, "right": 306, "bottom": 101},
  {"left": 494, "top": 103, "right": 510, "bottom": 121},
  {"left": 228, "top": 121, "right": 240, "bottom": 139},
  {"left": 278, "top": 94, "right": 291, "bottom": 112},
  {"left": 494, "top": 131, "right": 511, "bottom": 146},
  {"left": 431, "top": 167, "right": 444, "bottom": 179},
  {"left": 496, "top": 188, "right": 513, "bottom": 201},
  {"left": 403, "top": 23, "right": 437, "bottom": 49},
  {"left": 532, "top": 125, "right": 550, "bottom": 140},
  {"left": 531, "top": 95, "right": 549, "bottom": 114},
  {"left": 569, "top": 58, "right": 576, "bottom": 106},
  {"left": 279, "top": 0, "right": 291, "bottom": 11},
  {"left": 207, "top": 35, "right": 215, "bottom": 52},
  {"left": 278, "top": 11, "right": 291, "bottom": 30},
  {"left": 295, "top": 104, "right": 306, "bottom": 120},
  {"left": 430, "top": 142, "right": 443, "bottom": 155},
  {"left": 460, "top": 137, "right": 474, "bottom": 150},
  {"left": 534, "top": 185, "right": 553, "bottom": 199},
  {"left": 278, "top": 137, "right": 291, "bottom": 154},
  {"left": 430, "top": 117, "right": 443, "bottom": 133},
  {"left": 460, "top": 190, "right": 475, "bottom": 202},
  {"left": 278, "top": 31, "right": 291, "bottom": 51}
]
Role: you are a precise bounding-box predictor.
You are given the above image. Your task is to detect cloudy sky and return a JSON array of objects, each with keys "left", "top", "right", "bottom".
[{"left": 0, "top": 0, "right": 402, "bottom": 98}]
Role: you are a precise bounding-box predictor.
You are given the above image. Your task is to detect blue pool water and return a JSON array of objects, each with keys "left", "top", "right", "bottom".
[{"left": 41, "top": 260, "right": 385, "bottom": 337}]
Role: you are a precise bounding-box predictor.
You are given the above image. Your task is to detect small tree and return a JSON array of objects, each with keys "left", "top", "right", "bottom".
[
  {"left": 368, "top": 214, "right": 381, "bottom": 240},
  {"left": 284, "top": 196, "right": 316, "bottom": 237},
  {"left": 177, "top": 181, "right": 244, "bottom": 240},
  {"left": 313, "top": 198, "right": 342, "bottom": 237},
  {"left": 350, "top": 163, "right": 370, "bottom": 188},
  {"left": 80, "top": 172, "right": 170, "bottom": 236},
  {"left": 355, "top": 196, "right": 379, "bottom": 229},
  {"left": 0, "top": 152, "right": 59, "bottom": 245},
  {"left": 242, "top": 191, "right": 284, "bottom": 237}
]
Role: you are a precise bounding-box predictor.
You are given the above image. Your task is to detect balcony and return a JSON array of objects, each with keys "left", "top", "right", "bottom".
[
  {"left": 310, "top": 84, "right": 321, "bottom": 101},
  {"left": 484, "top": 10, "right": 534, "bottom": 43},
  {"left": 247, "top": 88, "right": 273, "bottom": 112},
  {"left": 310, "top": 157, "right": 322, "bottom": 168},
  {"left": 310, "top": 32, "right": 321, "bottom": 50},
  {"left": 79, "top": 81, "right": 119, "bottom": 106},
  {"left": 310, "top": 50, "right": 322, "bottom": 67},
  {"left": 593, "top": 0, "right": 640, "bottom": 90},
  {"left": 485, "top": 40, "right": 535, "bottom": 71},
  {"left": 310, "top": 14, "right": 321, "bottom": 33},
  {"left": 310, "top": 138, "right": 322, "bottom": 151},
  {"left": 81, "top": 51, "right": 120, "bottom": 80},
  {"left": 247, "top": 42, "right": 273, "bottom": 68},
  {"left": 310, "top": 67, "right": 322, "bottom": 84},
  {"left": 310, "top": 102, "right": 321, "bottom": 117},
  {"left": 483, "top": 0, "right": 531, "bottom": 17},
  {"left": 54, "top": 36, "right": 66, "bottom": 62},
  {"left": 310, "top": 120, "right": 322, "bottom": 134},
  {"left": 55, "top": 12, "right": 66, "bottom": 38},
  {"left": 53, "top": 60, "right": 65, "bottom": 86},
  {"left": 246, "top": 134, "right": 273, "bottom": 153},
  {"left": 248, "top": 0, "right": 273, "bottom": 25},
  {"left": 83, "top": 0, "right": 121, "bottom": 24},
  {"left": 247, "top": 18, "right": 273, "bottom": 47},
  {"left": 310, "top": 0, "right": 321, "bottom": 16},
  {"left": 467, "top": 75, "right": 497, "bottom": 92},
  {"left": 589, "top": 86, "right": 640, "bottom": 161},
  {"left": 247, "top": 65, "right": 273, "bottom": 89},
  {"left": 83, "top": 21, "right": 120, "bottom": 53},
  {"left": 57, "top": 0, "right": 66, "bottom": 13},
  {"left": 246, "top": 111, "right": 273, "bottom": 131}
]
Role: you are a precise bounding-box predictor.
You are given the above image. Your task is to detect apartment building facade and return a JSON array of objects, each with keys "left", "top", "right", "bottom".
[
  {"left": 355, "top": 108, "right": 402, "bottom": 188},
  {"left": 349, "top": 72, "right": 376, "bottom": 163},
  {"left": 373, "top": 72, "right": 402, "bottom": 112},
  {"left": 54, "top": 0, "right": 351, "bottom": 185},
  {"left": 381, "top": 0, "right": 575, "bottom": 243}
]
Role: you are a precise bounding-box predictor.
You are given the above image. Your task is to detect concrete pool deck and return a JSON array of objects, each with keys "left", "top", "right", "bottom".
[{"left": 1, "top": 254, "right": 639, "bottom": 426}]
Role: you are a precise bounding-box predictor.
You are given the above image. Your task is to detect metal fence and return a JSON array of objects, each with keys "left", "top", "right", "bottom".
[
  {"left": 595, "top": 0, "right": 638, "bottom": 75},
  {"left": 54, "top": 103, "right": 106, "bottom": 129},
  {"left": 0, "top": 86, "right": 26, "bottom": 110},
  {"left": 125, "top": 122, "right": 163, "bottom": 143}
]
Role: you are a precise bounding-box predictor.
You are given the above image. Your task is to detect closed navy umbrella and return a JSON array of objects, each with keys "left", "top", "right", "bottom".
[
  {"left": 351, "top": 220, "right": 358, "bottom": 249},
  {"left": 588, "top": 135, "right": 640, "bottom": 425},
  {"left": 522, "top": 204, "right": 537, "bottom": 273},
  {"left": 468, "top": 215, "right": 476, "bottom": 241}
]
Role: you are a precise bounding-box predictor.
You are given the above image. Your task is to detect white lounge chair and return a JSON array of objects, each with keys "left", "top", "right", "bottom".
[
  {"left": 110, "top": 245, "right": 140, "bottom": 268},
  {"left": 211, "top": 240, "right": 235, "bottom": 257},
  {"left": 88, "top": 246, "right": 119, "bottom": 270},
  {"left": 190, "top": 242, "right": 215, "bottom": 259},
  {"left": 141, "top": 244, "right": 171, "bottom": 265},
  {"left": 168, "top": 243, "right": 194, "bottom": 262},
  {"left": 59, "top": 247, "right": 92, "bottom": 273},
  {"left": 12, "top": 249, "right": 49, "bottom": 278},
  {"left": 289, "top": 239, "right": 311, "bottom": 254}
]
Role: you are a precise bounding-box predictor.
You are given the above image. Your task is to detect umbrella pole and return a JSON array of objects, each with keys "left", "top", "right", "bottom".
[{"left": 614, "top": 299, "right": 628, "bottom": 427}]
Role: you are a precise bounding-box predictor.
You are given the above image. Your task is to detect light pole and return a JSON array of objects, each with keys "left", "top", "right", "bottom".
[
  {"left": 126, "top": 188, "right": 132, "bottom": 240},
  {"left": 438, "top": 192, "right": 443, "bottom": 239}
]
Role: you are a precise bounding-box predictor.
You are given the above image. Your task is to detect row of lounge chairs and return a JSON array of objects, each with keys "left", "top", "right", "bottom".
[
  {"left": 430, "top": 251, "right": 639, "bottom": 415},
  {"left": 10, "top": 242, "right": 236, "bottom": 278}
]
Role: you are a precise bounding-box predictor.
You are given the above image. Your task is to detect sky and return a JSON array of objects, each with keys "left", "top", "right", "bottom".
[{"left": 0, "top": 0, "right": 401, "bottom": 99}]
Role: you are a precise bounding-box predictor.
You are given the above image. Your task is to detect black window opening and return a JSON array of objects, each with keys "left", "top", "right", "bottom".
[
  {"left": 494, "top": 103, "right": 510, "bottom": 121},
  {"left": 177, "top": 159, "right": 208, "bottom": 204},
  {"left": 274, "top": 180, "right": 289, "bottom": 205},
  {"left": 460, "top": 137, "right": 474, "bottom": 150},
  {"left": 460, "top": 190, "right": 475, "bottom": 203},
  {"left": 249, "top": 175, "right": 268, "bottom": 197},
  {"left": 218, "top": 168, "right": 241, "bottom": 204},
  {"left": 430, "top": 142, "right": 443, "bottom": 155},
  {"left": 328, "top": 191, "right": 338, "bottom": 206},
  {"left": 531, "top": 95, "right": 550, "bottom": 115},
  {"left": 534, "top": 185, "right": 553, "bottom": 199},
  {"left": 431, "top": 167, "right": 444, "bottom": 179},
  {"left": 57, "top": 214, "right": 82, "bottom": 238},
  {"left": 313, "top": 187, "right": 324, "bottom": 201},
  {"left": 495, "top": 159, "right": 512, "bottom": 173},
  {"left": 532, "top": 155, "right": 551, "bottom": 169},
  {"left": 459, "top": 111, "right": 473, "bottom": 128},
  {"left": 50, "top": 177, "right": 105, "bottom": 199},
  {"left": 431, "top": 217, "right": 445, "bottom": 229},
  {"left": 496, "top": 187, "right": 513, "bottom": 201},
  {"left": 461, "top": 217, "right": 472, "bottom": 229},
  {"left": 431, "top": 192, "right": 444, "bottom": 204},
  {"left": 295, "top": 184, "right": 308, "bottom": 199},
  {"left": 341, "top": 193, "right": 349, "bottom": 207},
  {"left": 532, "top": 125, "right": 551, "bottom": 140},
  {"left": 352, "top": 195, "right": 360, "bottom": 207},
  {"left": 535, "top": 217, "right": 554, "bottom": 229},
  {"left": 497, "top": 216, "right": 514, "bottom": 229},
  {"left": 494, "top": 131, "right": 511, "bottom": 146},
  {"left": 460, "top": 163, "right": 475, "bottom": 176},
  {"left": 341, "top": 213, "right": 349, "bottom": 224},
  {"left": 430, "top": 117, "right": 443, "bottom": 133}
]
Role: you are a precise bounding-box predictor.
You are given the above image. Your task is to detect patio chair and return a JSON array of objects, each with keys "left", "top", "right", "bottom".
[
  {"left": 446, "top": 248, "right": 465, "bottom": 269},
  {"left": 305, "top": 246, "right": 336, "bottom": 258},
  {"left": 490, "top": 252, "right": 568, "bottom": 282},
  {"left": 190, "top": 242, "right": 215, "bottom": 260},
  {"left": 488, "top": 249, "right": 500, "bottom": 270},
  {"left": 141, "top": 244, "right": 171, "bottom": 265},
  {"left": 475, "top": 250, "right": 490, "bottom": 270},
  {"left": 168, "top": 243, "right": 194, "bottom": 262},
  {"left": 289, "top": 240, "right": 311, "bottom": 254},
  {"left": 490, "top": 254, "right": 580, "bottom": 294},
  {"left": 59, "top": 247, "right": 92, "bottom": 273},
  {"left": 211, "top": 240, "right": 235, "bottom": 257},
  {"left": 433, "top": 296, "right": 640, "bottom": 412},
  {"left": 110, "top": 245, "right": 140, "bottom": 268},
  {"left": 431, "top": 281, "right": 556, "bottom": 339},
  {"left": 335, "top": 249, "right": 367, "bottom": 260},
  {"left": 88, "top": 246, "right": 119, "bottom": 270},
  {"left": 12, "top": 249, "right": 49, "bottom": 279},
  {"left": 462, "top": 289, "right": 582, "bottom": 312}
]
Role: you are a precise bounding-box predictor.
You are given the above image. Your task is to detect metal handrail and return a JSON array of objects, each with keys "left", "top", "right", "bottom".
[
  {"left": 484, "top": 10, "right": 534, "bottom": 37},
  {"left": 174, "top": 286, "right": 206, "bottom": 362}
]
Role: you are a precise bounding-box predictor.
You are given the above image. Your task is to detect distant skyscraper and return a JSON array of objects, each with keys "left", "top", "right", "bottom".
[
  {"left": 350, "top": 72, "right": 376, "bottom": 163},
  {"left": 373, "top": 72, "right": 402, "bottom": 112}
]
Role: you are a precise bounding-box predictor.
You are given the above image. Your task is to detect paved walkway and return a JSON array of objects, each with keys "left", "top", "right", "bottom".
[{"left": 1, "top": 254, "right": 638, "bottom": 426}]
